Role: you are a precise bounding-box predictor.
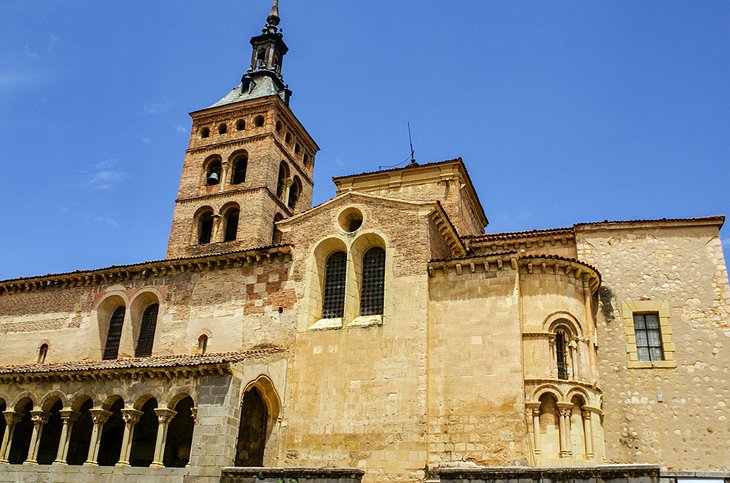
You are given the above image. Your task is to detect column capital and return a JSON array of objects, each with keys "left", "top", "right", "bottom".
[
  {"left": 581, "top": 409, "right": 592, "bottom": 420},
  {"left": 154, "top": 408, "right": 177, "bottom": 424},
  {"left": 121, "top": 409, "right": 144, "bottom": 425},
  {"left": 2, "top": 410, "right": 22, "bottom": 426},
  {"left": 30, "top": 410, "right": 50, "bottom": 426},
  {"left": 190, "top": 407, "right": 198, "bottom": 423},
  {"left": 89, "top": 408, "right": 112, "bottom": 425},
  {"left": 59, "top": 409, "right": 80, "bottom": 422}
]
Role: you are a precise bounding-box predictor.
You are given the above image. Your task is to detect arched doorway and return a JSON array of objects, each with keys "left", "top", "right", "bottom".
[{"left": 235, "top": 387, "right": 267, "bottom": 466}]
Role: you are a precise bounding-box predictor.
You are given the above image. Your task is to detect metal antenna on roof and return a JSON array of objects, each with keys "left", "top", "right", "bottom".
[{"left": 408, "top": 122, "right": 418, "bottom": 166}]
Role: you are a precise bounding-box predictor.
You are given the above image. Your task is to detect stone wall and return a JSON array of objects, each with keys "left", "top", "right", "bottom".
[{"left": 576, "top": 221, "right": 730, "bottom": 471}]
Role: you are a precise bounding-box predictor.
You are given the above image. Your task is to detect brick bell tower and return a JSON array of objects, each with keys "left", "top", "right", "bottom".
[{"left": 167, "top": 0, "right": 318, "bottom": 259}]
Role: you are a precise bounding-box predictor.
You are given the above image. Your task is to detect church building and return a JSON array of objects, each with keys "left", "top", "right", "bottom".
[{"left": 0, "top": 2, "right": 728, "bottom": 483}]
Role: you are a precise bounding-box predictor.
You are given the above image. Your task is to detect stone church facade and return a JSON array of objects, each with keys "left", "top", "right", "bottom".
[{"left": 0, "top": 3, "right": 728, "bottom": 483}]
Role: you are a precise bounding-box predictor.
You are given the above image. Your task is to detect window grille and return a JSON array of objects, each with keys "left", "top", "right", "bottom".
[
  {"left": 232, "top": 157, "right": 247, "bottom": 184},
  {"left": 135, "top": 304, "right": 159, "bottom": 358},
  {"left": 322, "top": 252, "right": 347, "bottom": 318},
  {"left": 360, "top": 247, "right": 385, "bottom": 316},
  {"left": 555, "top": 330, "right": 568, "bottom": 380},
  {"left": 103, "top": 306, "right": 126, "bottom": 360},
  {"left": 224, "top": 209, "right": 239, "bottom": 242},
  {"left": 633, "top": 313, "right": 664, "bottom": 361}
]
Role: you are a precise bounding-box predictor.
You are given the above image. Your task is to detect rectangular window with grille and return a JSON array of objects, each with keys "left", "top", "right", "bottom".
[{"left": 633, "top": 313, "right": 664, "bottom": 361}]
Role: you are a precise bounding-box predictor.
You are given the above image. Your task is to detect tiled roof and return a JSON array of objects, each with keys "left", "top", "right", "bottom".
[
  {"left": 574, "top": 215, "right": 725, "bottom": 227},
  {"left": 464, "top": 227, "right": 574, "bottom": 241},
  {"left": 331, "top": 157, "right": 464, "bottom": 181},
  {"left": 0, "top": 244, "right": 291, "bottom": 286},
  {"left": 0, "top": 349, "right": 285, "bottom": 375}
]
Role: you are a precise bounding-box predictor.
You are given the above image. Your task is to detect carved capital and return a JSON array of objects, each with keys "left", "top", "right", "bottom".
[
  {"left": 2, "top": 410, "right": 23, "bottom": 426},
  {"left": 89, "top": 409, "right": 112, "bottom": 426},
  {"left": 121, "top": 409, "right": 144, "bottom": 426},
  {"left": 190, "top": 407, "right": 198, "bottom": 423},
  {"left": 559, "top": 407, "right": 572, "bottom": 418},
  {"left": 581, "top": 409, "right": 592, "bottom": 420},
  {"left": 153, "top": 408, "right": 177, "bottom": 424},
  {"left": 30, "top": 410, "right": 50, "bottom": 426},
  {"left": 59, "top": 409, "right": 80, "bottom": 423}
]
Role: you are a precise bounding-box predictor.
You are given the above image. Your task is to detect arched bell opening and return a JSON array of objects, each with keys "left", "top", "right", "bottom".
[{"left": 163, "top": 396, "right": 195, "bottom": 468}]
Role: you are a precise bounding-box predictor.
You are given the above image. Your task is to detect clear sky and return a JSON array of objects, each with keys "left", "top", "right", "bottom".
[{"left": 1, "top": 1, "right": 729, "bottom": 280}]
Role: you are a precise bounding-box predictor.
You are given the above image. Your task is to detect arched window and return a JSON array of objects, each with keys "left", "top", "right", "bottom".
[
  {"left": 294, "top": 143, "right": 301, "bottom": 155},
  {"left": 38, "top": 344, "right": 48, "bottom": 364},
  {"left": 360, "top": 247, "right": 386, "bottom": 316},
  {"left": 272, "top": 213, "right": 284, "bottom": 244},
  {"left": 287, "top": 176, "right": 301, "bottom": 209},
  {"left": 197, "top": 211, "right": 214, "bottom": 244},
  {"left": 275, "top": 121, "right": 283, "bottom": 134},
  {"left": 322, "top": 252, "right": 347, "bottom": 318},
  {"left": 236, "top": 119, "right": 246, "bottom": 131},
  {"left": 200, "top": 127, "right": 210, "bottom": 138},
  {"left": 231, "top": 155, "right": 247, "bottom": 185},
  {"left": 285, "top": 133, "right": 292, "bottom": 145},
  {"left": 198, "top": 335, "right": 208, "bottom": 354},
  {"left": 103, "top": 306, "right": 126, "bottom": 360},
  {"left": 223, "top": 208, "right": 240, "bottom": 242},
  {"left": 276, "top": 162, "right": 289, "bottom": 199},
  {"left": 254, "top": 115, "right": 265, "bottom": 127},
  {"left": 555, "top": 329, "right": 569, "bottom": 380},
  {"left": 256, "top": 49, "right": 266, "bottom": 68},
  {"left": 135, "top": 303, "right": 159, "bottom": 357},
  {"left": 206, "top": 159, "right": 221, "bottom": 186},
  {"left": 303, "top": 153, "right": 310, "bottom": 167},
  {"left": 218, "top": 123, "right": 227, "bottom": 135}
]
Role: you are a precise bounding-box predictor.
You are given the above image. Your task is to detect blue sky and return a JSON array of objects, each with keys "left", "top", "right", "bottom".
[{"left": 1, "top": 1, "right": 728, "bottom": 280}]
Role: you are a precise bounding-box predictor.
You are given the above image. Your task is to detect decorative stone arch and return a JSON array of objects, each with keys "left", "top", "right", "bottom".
[
  {"left": 39, "top": 391, "right": 68, "bottom": 412},
  {"left": 101, "top": 394, "right": 126, "bottom": 412},
  {"left": 10, "top": 392, "right": 36, "bottom": 412},
  {"left": 564, "top": 387, "right": 590, "bottom": 406},
  {"left": 131, "top": 393, "right": 161, "bottom": 412},
  {"left": 202, "top": 154, "right": 223, "bottom": 186},
  {"left": 530, "top": 384, "right": 564, "bottom": 404},
  {"left": 129, "top": 396, "right": 159, "bottom": 467},
  {"left": 68, "top": 392, "right": 95, "bottom": 412},
  {"left": 229, "top": 150, "right": 249, "bottom": 185},
  {"left": 94, "top": 292, "right": 129, "bottom": 360},
  {"left": 129, "top": 289, "right": 163, "bottom": 358},
  {"left": 165, "top": 392, "right": 196, "bottom": 411},
  {"left": 543, "top": 311, "right": 583, "bottom": 338},
  {"left": 242, "top": 375, "right": 282, "bottom": 432}
]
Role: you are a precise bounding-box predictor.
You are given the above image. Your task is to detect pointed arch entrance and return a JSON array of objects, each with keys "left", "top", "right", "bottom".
[{"left": 234, "top": 377, "right": 280, "bottom": 467}]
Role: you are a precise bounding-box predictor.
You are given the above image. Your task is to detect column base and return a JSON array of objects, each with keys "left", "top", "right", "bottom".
[
  {"left": 52, "top": 460, "right": 68, "bottom": 466},
  {"left": 83, "top": 461, "right": 99, "bottom": 466},
  {"left": 533, "top": 449, "right": 542, "bottom": 454},
  {"left": 559, "top": 451, "right": 573, "bottom": 458},
  {"left": 22, "top": 460, "right": 38, "bottom": 465},
  {"left": 115, "top": 461, "right": 130, "bottom": 467},
  {"left": 150, "top": 462, "right": 165, "bottom": 468},
  {"left": 586, "top": 452, "right": 594, "bottom": 459},
  {"left": 0, "top": 460, "right": 9, "bottom": 465}
]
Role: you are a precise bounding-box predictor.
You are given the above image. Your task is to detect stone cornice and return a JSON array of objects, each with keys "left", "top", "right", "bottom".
[
  {"left": 429, "top": 203, "right": 467, "bottom": 258},
  {"left": 176, "top": 186, "right": 294, "bottom": 215},
  {"left": 0, "top": 245, "right": 292, "bottom": 295},
  {"left": 574, "top": 215, "right": 725, "bottom": 232},
  {"left": 186, "top": 133, "right": 271, "bottom": 155},
  {"left": 466, "top": 230, "right": 575, "bottom": 253}
]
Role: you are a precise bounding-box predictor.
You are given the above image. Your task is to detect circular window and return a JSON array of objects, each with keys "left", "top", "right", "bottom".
[{"left": 338, "top": 207, "right": 363, "bottom": 233}]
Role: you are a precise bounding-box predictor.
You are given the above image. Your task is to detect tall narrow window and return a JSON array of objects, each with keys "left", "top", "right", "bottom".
[
  {"left": 103, "top": 307, "right": 126, "bottom": 360},
  {"left": 198, "top": 335, "right": 208, "bottom": 354},
  {"left": 360, "top": 247, "right": 386, "bottom": 316},
  {"left": 633, "top": 313, "right": 664, "bottom": 361},
  {"left": 272, "top": 213, "right": 284, "bottom": 244},
  {"left": 287, "top": 176, "right": 301, "bottom": 209},
  {"left": 198, "top": 211, "right": 214, "bottom": 244},
  {"left": 555, "top": 330, "right": 569, "bottom": 380},
  {"left": 38, "top": 344, "right": 48, "bottom": 364},
  {"left": 231, "top": 155, "right": 247, "bottom": 184},
  {"left": 135, "top": 304, "right": 159, "bottom": 358},
  {"left": 322, "top": 252, "right": 347, "bottom": 318},
  {"left": 224, "top": 209, "right": 240, "bottom": 242},
  {"left": 276, "top": 162, "right": 289, "bottom": 199}
]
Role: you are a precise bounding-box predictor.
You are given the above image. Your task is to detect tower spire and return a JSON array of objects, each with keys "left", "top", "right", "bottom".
[{"left": 265, "top": 0, "right": 280, "bottom": 33}]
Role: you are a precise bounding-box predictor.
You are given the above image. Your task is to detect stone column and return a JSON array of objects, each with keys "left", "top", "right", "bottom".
[
  {"left": 53, "top": 409, "right": 79, "bottom": 465},
  {"left": 582, "top": 409, "right": 594, "bottom": 459},
  {"left": 185, "top": 407, "right": 197, "bottom": 468},
  {"left": 150, "top": 408, "right": 177, "bottom": 468},
  {"left": 0, "top": 411, "right": 23, "bottom": 464},
  {"left": 84, "top": 409, "right": 111, "bottom": 466},
  {"left": 557, "top": 405, "right": 572, "bottom": 458},
  {"left": 548, "top": 337, "right": 556, "bottom": 378},
  {"left": 569, "top": 340, "right": 578, "bottom": 380},
  {"left": 212, "top": 214, "right": 222, "bottom": 243},
  {"left": 116, "top": 409, "right": 143, "bottom": 467},
  {"left": 529, "top": 406, "right": 541, "bottom": 454},
  {"left": 220, "top": 161, "right": 230, "bottom": 192},
  {"left": 24, "top": 410, "right": 50, "bottom": 464}
]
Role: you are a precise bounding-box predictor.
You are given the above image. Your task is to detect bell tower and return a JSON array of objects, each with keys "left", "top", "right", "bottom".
[{"left": 166, "top": 0, "right": 318, "bottom": 259}]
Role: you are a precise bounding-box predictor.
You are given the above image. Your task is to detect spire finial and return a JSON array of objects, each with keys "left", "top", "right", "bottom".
[{"left": 267, "top": 0, "right": 280, "bottom": 28}]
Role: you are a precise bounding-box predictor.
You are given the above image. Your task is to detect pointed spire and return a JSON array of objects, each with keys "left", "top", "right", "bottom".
[{"left": 265, "top": 0, "right": 280, "bottom": 32}]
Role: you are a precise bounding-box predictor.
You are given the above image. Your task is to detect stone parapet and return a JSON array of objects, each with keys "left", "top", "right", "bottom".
[
  {"left": 0, "top": 464, "right": 187, "bottom": 482},
  {"left": 431, "top": 464, "right": 661, "bottom": 483},
  {"left": 220, "top": 467, "right": 364, "bottom": 483}
]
